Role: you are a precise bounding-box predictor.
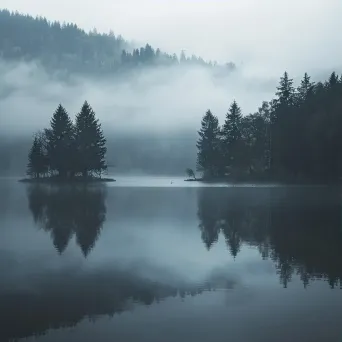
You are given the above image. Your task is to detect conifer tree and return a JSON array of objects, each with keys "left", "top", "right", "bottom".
[
  {"left": 275, "top": 71, "right": 295, "bottom": 108},
  {"left": 27, "top": 133, "right": 48, "bottom": 178},
  {"left": 75, "top": 101, "right": 107, "bottom": 177},
  {"left": 46, "top": 104, "right": 75, "bottom": 178},
  {"left": 270, "top": 72, "right": 296, "bottom": 174},
  {"left": 293, "top": 73, "right": 315, "bottom": 176},
  {"left": 222, "top": 101, "right": 242, "bottom": 144},
  {"left": 328, "top": 71, "right": 339, "bottom": 88},
  {"left": 297, "top": 73, "right": 314, "bottom": 103},
  {"left": 196, "top": 110, "right": 221, "bottom": 178},
  {"left": 221, "top": 101, "right": 244, "bottom": 172}
]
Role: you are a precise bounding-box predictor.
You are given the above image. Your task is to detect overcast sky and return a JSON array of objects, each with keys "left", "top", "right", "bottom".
[{"left": 2, "top": 0, "right": 342, "bottom": 76}]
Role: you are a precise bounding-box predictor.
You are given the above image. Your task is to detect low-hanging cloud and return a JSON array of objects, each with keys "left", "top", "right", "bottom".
[
  {"left": 1, "top": 57, "right": 341, "bottom": 142},
  {"left": 0, "top": 59, "right": 281, "bottom": 138},
  {"left": 1, "top": 0, "right": 342, "bottom": 139}
]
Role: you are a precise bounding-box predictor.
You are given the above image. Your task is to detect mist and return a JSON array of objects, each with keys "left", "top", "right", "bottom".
[
  {"left": 0, "top": 58, "right": 277, "bottom": 175},
  {"left": 0, "top": 57, "right": 341, "bottom": 175},
  {"left": 0, "top": 59, "right": 279, "bottom": 136},
  {"left": 1, "top": 0, "right": 342, "bottom": 175}
]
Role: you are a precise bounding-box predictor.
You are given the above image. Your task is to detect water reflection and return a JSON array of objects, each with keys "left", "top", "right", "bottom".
[
  {"left": 197, "top": 187, "right": 342, "bottom": 288},
  {"left": 1, "top": 267, "right": 215, "bottom": 342},
  {"left": 8, "top": 183, "right": 342, "bottom": 342},
  {"left": 26, "top": 185, "right": 342, "bottom": 289},
  {"left": 27, "top": 185, "right": 107, "bottom": 256}
]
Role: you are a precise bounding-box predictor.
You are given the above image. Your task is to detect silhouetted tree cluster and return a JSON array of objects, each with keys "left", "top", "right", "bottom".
[
  {"left": 0, "top": 10, "right": 235, "bottom": 75},
  {"left": 27, "top": 101, "right": 107, "bottom": 179},
  {"left": 121, "top": 46, "right": 235, "bottom": 71},
  {"left": 197, "top": 71, "right": 342, "bottom": 182},
  {"left": 27, "top": 132, "right": 48, "bottom": 178},
  {"left": 197, "top": 187, "right": 342, "bottom": 288}
]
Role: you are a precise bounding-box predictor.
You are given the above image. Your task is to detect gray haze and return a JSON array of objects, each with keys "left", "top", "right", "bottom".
[
  {"left": 1, "top": 0, "right": 342, "bottom": 135},
  {"left": 0, "top": 60, "right": 277, "bottom": 137},
  {"left": 2, "top": 0, "right": 342, "bottom": 74},
  {"left": 0, "top": 60, "right": 276, "bottom": 175},
  {"left": 1, "top": 0, "right": 342, "bottom": 175}
]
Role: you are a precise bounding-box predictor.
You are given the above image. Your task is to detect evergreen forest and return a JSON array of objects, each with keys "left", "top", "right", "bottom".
[
  {"left": 195, "top": 71, "right": 342, "bottom": 182},
  {"left": 0, "top": 9, "right": 235, "bottom": 76}
]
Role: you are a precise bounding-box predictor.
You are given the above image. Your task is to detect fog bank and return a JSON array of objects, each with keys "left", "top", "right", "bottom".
[
  {"left": 0, "top": 57, "right": 341, "bottom": 176},
  {"left": 0, "top": 59, "right": 278, "bottom": 138}
]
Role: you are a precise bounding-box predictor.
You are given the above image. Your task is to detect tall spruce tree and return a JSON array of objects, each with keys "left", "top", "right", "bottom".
[
  {"left": 46, "top": 104, "right": 75, "bottom": 178},
  {"left": 275, "top": 71, "right": 295, "bottom": 108},
  {"left": 270, "top": 72, "right": 296, "bottom": 175},
  {"left": 222, "top": 101, "right": 242, "bottom": 144},
  {"left": 75, "top": 101, "right": 107, "bottom": 177},
  {"left": 297, "top": 73, "right": 314, "bottom": 103},
  {"left": 196, "top": 110, "right": 221, "bottom": 178},
  {"left": 294, "top": 73, "right": 315, "bottom": 176},
  {"left": 328, "top": 71, "right": 339, "bottom": 89},
  {"left": 27, "top": 133, "right": 48, "bottom": 178},
  {"left": 221, "top": 101, "right": 244, "bottom": 172}
]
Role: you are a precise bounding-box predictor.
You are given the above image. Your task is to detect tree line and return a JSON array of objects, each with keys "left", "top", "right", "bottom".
[
  {"left": 196, "top": 71, "right": 342, "bottom": 182},
  {"left": 27, "top": 101, "right": 107, "bottom": 179},
  {"left": 0, "top": 9, "right": 235, "bottom": 75}
]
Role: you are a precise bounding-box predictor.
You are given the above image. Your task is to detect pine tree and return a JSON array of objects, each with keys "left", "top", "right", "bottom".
[
  {"left": 222, "top": 101, "right": 242, "bottom": 144},
  {"left": 75, "top": 101, "right": 107, "bottom": 177},
  {"left": 294, "top": 73, "right": 315, "bottom": 177},
  {"left": 46, "top": 104, "right": 74, "bottom": 178},
  {"left": 275, "top": 71, "right": 295, "bottom": 107},
  {"left": 221, "top": 101, "right": 244, "bottom": 172},
  {"left": 196, "top": 110, "right": 221, "bottom": 178},
  {"left": 297, "top": 73, "right": 314, "bottom": 103},
  {"left": 328, "top": 71, "right": 339, "bottom": 88},
  {"left": 270, "top": 72, "right": 296, "bottom": 175},
  {"left": 27, "top": 133, "right": 48, "bottom": 178}
]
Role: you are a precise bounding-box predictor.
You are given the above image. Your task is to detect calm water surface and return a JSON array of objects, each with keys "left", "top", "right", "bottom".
[{"left": 1, "top": 177, "right": 342, "bottom": 342}]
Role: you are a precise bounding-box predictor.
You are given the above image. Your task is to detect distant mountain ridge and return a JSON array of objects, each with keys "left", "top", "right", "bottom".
[{"left": 0, "top": 9, "right": 236, "bottom": 76}]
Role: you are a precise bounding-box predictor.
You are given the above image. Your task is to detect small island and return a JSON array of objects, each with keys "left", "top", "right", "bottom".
[
  {"left": 186, "top": 71, "right": 342, "bottom": 184},
  {"left": 21, "top": 101, "right": 115, "bottom": 183}
]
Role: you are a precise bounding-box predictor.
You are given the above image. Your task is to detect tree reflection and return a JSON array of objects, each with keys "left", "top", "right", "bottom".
[
  {"left": 0, "top": 269, "right": 213, "bottom": 342},
  {"left": 27, "top": 185, "right": 107, "bottom": 256},
  {"left": 197, "top": 188, "right": 221, "bottom": 249},
  {"left": 197, "top": 187, "right": 342, "bottom": 288}
]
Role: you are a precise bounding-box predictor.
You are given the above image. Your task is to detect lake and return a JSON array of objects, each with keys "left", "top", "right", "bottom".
[{"left": 1, "top": 176, "right": 342, "bottom": 342}]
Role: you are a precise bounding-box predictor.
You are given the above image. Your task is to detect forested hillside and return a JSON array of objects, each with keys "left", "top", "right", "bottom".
[{"left": 0, "top": 9, "right": 235, "bottom": 75}]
